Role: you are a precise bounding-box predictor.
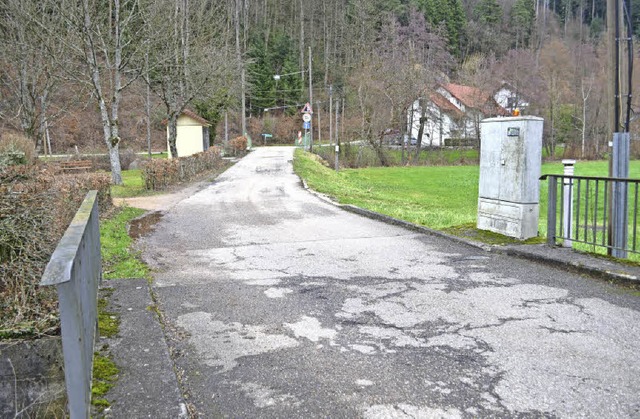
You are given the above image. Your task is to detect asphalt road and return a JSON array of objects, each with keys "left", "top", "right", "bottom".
[{"left": 141, "top": 146, "right": 640, "bottom": 418}]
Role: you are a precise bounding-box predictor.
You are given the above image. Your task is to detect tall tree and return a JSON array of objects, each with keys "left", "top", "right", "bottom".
[
  {"left": 36, "top": 0, "right": 146, "bottom": 184},
  {"left": 146, "top": 0, "right": 234, "bottom": 158},
  {"left": 0, "top": 0, "right": 66, "bottom": 153}
]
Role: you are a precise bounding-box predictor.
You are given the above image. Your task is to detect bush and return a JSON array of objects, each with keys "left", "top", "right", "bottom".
[
  {"left": 141, "top": 147, "right": 223, "bottom": 191},
  {"left": 0, "top": 132, "right": 36, "bottom": 167},
  {"left": 228, "top": 136, "right": 248, "bottom": 155},
  {"left": 444, "top": 138, "right": 477, "bottom": 147},
  {"left": 0, "top": 165, "right": 112, "bottom": 338}
]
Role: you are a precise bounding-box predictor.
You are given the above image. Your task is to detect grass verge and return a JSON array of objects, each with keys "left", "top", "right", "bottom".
[
  {"left": 101, "top": 206, "right": 149, "bottom": 279},
  {"left": 294, "top": 149, "right": 640, "bottom": 248},
  {"left": 93, "top": 205, "right": 150, "bottom": 411}
]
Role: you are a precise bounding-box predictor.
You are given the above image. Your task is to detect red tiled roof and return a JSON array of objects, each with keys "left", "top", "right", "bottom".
[
  {"left": 442, "top": 83, "right": 508, "bottom": 116},
  {"left": 430, "top": 93, "right": 463, "bottom": 118},
  {"left": 444, "top": 83, "right": 488, "bottom": 109},
  {"left": 182, "top": 109, "right": 211, "bottom": 126}
]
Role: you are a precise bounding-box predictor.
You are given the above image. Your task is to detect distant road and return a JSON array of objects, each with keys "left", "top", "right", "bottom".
[{"left": 142, "top": 146, "right": 640, "bottom": 418}]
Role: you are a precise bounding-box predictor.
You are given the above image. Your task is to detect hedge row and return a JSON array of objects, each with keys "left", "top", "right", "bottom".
[
  {"left": 0, "top": 164, "right": 112, "bottom": 338},
  {"left": 141, "top": 147, "right": 223, "bottom": 191}
]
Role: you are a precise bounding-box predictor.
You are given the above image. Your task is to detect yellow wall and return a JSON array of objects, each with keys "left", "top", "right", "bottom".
[{"left": 167, "top": 114, "right": 208, "bottom": 158}]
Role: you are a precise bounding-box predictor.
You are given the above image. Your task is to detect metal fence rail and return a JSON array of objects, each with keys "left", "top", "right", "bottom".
[
  {"left": 40, "top": 191, "right": 101, "bottom": 419},
  {"left": 542, "top": 174, "right": 640, "bottom": 257}
]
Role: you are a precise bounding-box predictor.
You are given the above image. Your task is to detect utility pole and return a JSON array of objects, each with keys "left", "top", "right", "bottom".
[
  {"left": 335, "top": 98, "right": 339, "bottom": 172},
  {"left": 308, "top": 46, "right": 313, "bottom": 152},
  {"left": 606, "top": 0, "right": 631, "bottom": 258},
  {"left": 329, "top": 85, "right": 333, "bottom": 146},
  {"left": 235, "top": 0, "right": 246, "bottom": 138},
  {"left": 317, "top": 101, "right": 321, "bottom": 144}
]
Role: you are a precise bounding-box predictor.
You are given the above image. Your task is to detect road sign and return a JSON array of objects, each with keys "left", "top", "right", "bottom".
[
  {"left": 301, "top": 102, "right": 313, "bottom": 114},
  {"left": 303, "top": 121, "right": 311, "bottom": 130},
  {"left": 262, "top": 133, "right": 273, "bottom": 138},
  {"left": 302, "top": 113, "right": 311, "bottom": 122}
]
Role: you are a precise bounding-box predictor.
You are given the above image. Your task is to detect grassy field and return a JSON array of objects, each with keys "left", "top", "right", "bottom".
[{"left": 294, "top": 149, "right": 640, "bottom": 244}]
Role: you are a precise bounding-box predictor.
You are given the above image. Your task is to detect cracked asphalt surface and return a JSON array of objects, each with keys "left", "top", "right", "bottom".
[{"left": 140, "top": 146, "right": 640, "bottom": 418}]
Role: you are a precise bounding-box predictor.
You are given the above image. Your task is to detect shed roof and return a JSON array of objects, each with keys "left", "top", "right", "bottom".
[{"left": 181, "top": 109, "right": 211, "bottom": 126}]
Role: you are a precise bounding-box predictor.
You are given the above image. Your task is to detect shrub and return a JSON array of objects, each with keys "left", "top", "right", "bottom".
[
  {"left": 0, "top": 165, "right": 112, "bottom": 338},
  {"left": 0, "top": 132, "right": 36, "bottom": 167},
  {"left": 141, "top": 147, "right": 223, "bottom": 191},
  {"left": 228, "top": 136, "right": 248, "bottom": 155},
  {"left": 444, "top": 138, "right": 477, "bottom": 147}
]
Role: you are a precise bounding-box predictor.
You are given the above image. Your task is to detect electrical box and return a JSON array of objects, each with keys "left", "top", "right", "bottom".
[{"left": 477, "top": 116, "right": 544, "bottom": 239}]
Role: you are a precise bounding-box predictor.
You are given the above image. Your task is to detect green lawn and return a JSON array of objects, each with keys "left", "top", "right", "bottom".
[
  {"left": 294, "top": 149, "right": 640, "bottom": 239},
  {"left": 110, "top": 169, "right": 156, "bottom": 198}
]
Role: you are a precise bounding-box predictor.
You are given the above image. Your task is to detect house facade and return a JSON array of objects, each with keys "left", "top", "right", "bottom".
[
  {"left": 408, "top": 83, "right": 508, "bottom": 147},
  {"left": 167, "top": 109, "right": 211, "bottom": 158},
  {"left": 493, "top": 82, "right": 529, "bottom": 114}
]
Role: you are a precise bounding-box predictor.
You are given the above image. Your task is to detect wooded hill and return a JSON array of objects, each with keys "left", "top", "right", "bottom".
[{"left": 0, "top": 0, "right": 638, "bottom": 179}]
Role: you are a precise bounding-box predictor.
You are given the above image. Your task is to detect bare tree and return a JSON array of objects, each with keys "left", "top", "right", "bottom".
[
  {"left": 352, "top": 9, "right": 451, "bottom": 166},
  {"left": 145, "top": 0, "right": 234, "bottom": 158},
  {"left": 0, "top": 0, "right": 66, "bottom": 153},
  {"left": 33, "top": 0, "right": 148, "bottom": 184}
]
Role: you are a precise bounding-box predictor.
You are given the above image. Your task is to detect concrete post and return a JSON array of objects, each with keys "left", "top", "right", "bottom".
[{"left": 562, "top": 160, "right": 576, "bottom": 248}]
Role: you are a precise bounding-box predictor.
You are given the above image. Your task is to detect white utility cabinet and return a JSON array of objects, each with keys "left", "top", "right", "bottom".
[{"left": 477, "top": 116, "right": 544, "bottom": 239}]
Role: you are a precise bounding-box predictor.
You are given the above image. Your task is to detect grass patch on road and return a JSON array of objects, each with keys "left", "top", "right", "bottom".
[{"left": 101, "top": 206, "right": 149, "bottom": 279}]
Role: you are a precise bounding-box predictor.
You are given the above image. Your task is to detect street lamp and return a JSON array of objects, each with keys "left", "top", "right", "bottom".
[{"left": 273, "top": 70, "right": 306, "bottom": 81}]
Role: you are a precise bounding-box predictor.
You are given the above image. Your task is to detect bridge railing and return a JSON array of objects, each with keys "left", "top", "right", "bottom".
[
  {"left": 542, "top": 174, "right": 640, "bottom": 258},
  {"left": 40, "top": 190, "right": 101, "bottom": 419}
]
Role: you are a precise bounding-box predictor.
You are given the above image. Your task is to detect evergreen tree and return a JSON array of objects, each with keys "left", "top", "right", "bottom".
[
  {"left": 412, "top": 0, "right": 466, "bottom": 56},
  {"left": 473, "top": 0, "right": 502, "bottom": 26},
  {"left": 511, "top": 0, "right": 534, "bottom": 47},
  {"left": 247, "top": 30, "right": 303, "bottom": 115}
]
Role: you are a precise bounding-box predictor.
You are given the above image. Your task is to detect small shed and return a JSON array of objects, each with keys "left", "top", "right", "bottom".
[{"left": 168, "top": 109, "right": 211, "bottom": 158}]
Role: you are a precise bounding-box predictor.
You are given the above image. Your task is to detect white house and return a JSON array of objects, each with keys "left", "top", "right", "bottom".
[
  {"left": 408, "top": 83, "right": 508, "bottom": 146},
  {"left": 167, "top": 109, "right": 211, "bottom": 158},
  {"left": 493, "top": 82, "right": 529, "bottom": 114}
]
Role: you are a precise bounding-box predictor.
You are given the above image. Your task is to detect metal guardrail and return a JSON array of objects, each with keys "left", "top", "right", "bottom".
[
  {"left": 40, "top": 191, "right": 101, "bottom": 419},
  {"left": 542, "top": 174, "right": 640, "bottom": 257}
]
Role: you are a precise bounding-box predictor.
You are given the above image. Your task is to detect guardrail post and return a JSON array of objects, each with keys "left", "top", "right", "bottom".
[
  {"left": 547, "top": 175, "right": 557, "bottom": 246},
  {"left": 40, "top": 191, "right": 101, "bottom": 419}
]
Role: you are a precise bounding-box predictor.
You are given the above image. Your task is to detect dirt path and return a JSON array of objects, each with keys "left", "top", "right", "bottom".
[
  {"left": 113, "top": 179, "right": 211, "bottom": 211},
  {"left": 113, "top": 159, "right": 237, "bottom": 211}
]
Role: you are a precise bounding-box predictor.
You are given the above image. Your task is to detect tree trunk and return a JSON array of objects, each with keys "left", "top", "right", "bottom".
[
  {"left": 414, "top": 102, "right": 426, "bottom": 161},
  {"left": 167, "top": 113, "right": 179, "bottom": 158}
]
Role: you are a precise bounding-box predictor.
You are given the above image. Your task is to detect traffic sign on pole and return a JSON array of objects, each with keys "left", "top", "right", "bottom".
[
  {"left": 302, "top": 113, "right": 312, "bottom": 122},
  {"left": 301, "top": 102, "right": 313, "bottom": 114},
  {"left": 303, "top": 121, "right": 311, "bottom": 130}
]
